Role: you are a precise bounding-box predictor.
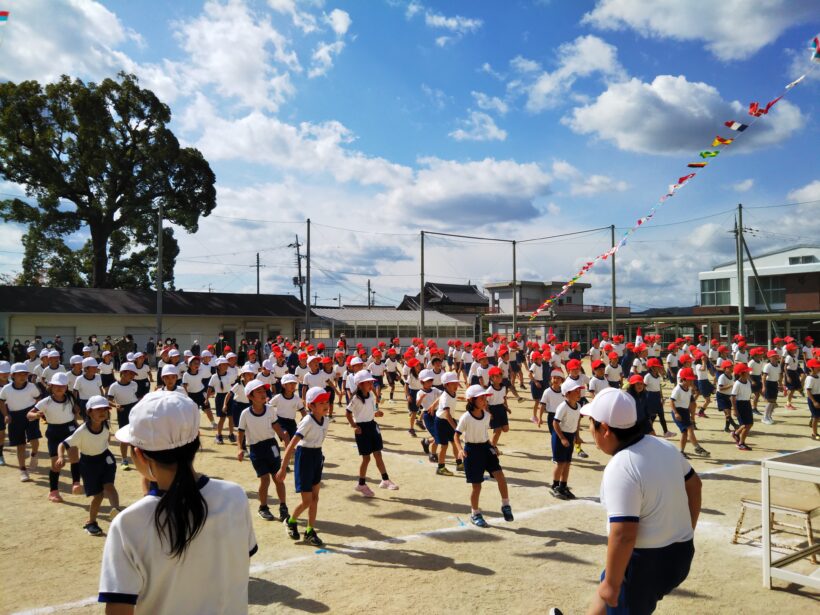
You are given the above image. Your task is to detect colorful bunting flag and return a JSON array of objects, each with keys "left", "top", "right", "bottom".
[
  {"left": 786, "top": 75, "right": 805, "bottom": 90},
  {"left": 749, "top": 96, "right": 782, "bottom": 117},
  {"left": 678, "top": 173, "right": 695, "bottom": 185},
  {"left": 699, "top": 151, "right": 719, "bottom": 159},
  {"left": 712, "top": 136, "right": 733, "bottom": 146},
  {"left": 0, "top": 11, "right": 8, "bottom": 22},
  {"left": 687, "top": 162, "right": 707, "bottom": 168},
  {"left": 724, "top": 121, "right": 748, "bottom": 132},
  {"left": 813, "top": 36, "right": 820, "bottom": 63}
]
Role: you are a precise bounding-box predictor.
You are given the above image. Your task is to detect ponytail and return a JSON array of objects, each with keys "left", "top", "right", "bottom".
[{"left": 143, "top": 437, "right": 208, "bottom": 558}]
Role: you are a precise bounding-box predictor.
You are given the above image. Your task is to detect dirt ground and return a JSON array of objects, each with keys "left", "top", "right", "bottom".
[{"left": 1, "top": 367, "right": 819, "bottom": 615}]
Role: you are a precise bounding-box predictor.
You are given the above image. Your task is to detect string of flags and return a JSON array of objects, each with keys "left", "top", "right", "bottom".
[{"left": 530, "top": 36, "right": 820, "bottom": 320}]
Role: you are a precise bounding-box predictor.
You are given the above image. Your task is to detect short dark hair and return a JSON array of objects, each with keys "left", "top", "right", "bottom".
[{"left": 592, "top": 418, "right": 643, "bottom": 443}]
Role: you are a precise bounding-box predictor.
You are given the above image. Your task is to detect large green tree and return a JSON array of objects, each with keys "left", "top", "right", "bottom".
[{"left": 0, "top": 72, "right": 215, "bottom": 288}]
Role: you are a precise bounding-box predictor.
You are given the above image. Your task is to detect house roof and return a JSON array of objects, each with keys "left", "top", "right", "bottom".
[
  {"left": 312, "top": 307, "right": 465, "bottom": 324},
  {"left": 426, "top": 282, "right": 488, "bottom": 305},
  {"left": 0, "top": 286, "right": 307, "bottom": 317},
  {"left": 712, "top": 244, "right": 820, "bottom": 269},
  {"left": 483, "top": 280, "right": 592, "bottom": 290}
]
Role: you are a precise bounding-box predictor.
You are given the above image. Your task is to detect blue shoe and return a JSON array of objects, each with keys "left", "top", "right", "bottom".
[
  {"left": 470, "top": 513, "right": 489, "bottom": 528},
  {"left": 501, "top": 504, "right": 514, "bottom": 522}
]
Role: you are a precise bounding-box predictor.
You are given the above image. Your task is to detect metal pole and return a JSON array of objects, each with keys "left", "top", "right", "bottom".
[
  {"left": 256, "top": 252, "right": 260, "bottom": 295},
  {"left": 610, "top": 224, "right": 616, "bottom": 336},
  {"left": 367, "top": 279, "right": 371, "bottom": 308},
  {"left": 305, "top": 219, "right": 311, "bottom": 340},
  {"left": 736, "top": 205, "right": 745, "bottom": 336},
  {"left": 512, "top": 240, "right": 517, "bottom": 335},
  {"left": 156, "top": 200, "right": 163, "bottom": 346},
  {"left": 420, "top": 231, "right": 425, "bottom": 338}
]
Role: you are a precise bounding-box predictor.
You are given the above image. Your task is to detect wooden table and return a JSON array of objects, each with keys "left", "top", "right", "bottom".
[{"left": 761, "top": 447, "right": 820, "bottom": 588}]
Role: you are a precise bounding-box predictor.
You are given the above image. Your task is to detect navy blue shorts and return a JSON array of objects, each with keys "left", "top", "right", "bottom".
[
  {"left": 100, "top": 373, "right": 115, "bottom": 389},
  {"left": 696, "top": 380, "right": 714, "bottom": 396},
  {"left": 249, "top": 438, "right": 282, "bottom": 477},
  {"left": 645, "top": 391, "right": 663, "bottom": 416},
  {"left": 809, "top": 399, "right": 820, "bottom": 419},
  {"left": 231, "top": 400, "right": 249, "bottom": 426},
  {"left": 45, "top": 422, "right": 76, "bottom": 457},
  {"left": 188, "top": 390, "right": 206, "bottom": 408},
  {"left": 387, "top": 372, "right": 400, "bottom": 385},
  {"left": 463, "top": 441, "right": 501, "bottom": 483},
  {"left": 354, "top": 420, "right": 383, "bottom": 456},
  {"left": 277, "top": 417, "right": 298, "bottom": 438},
  {"left": 764, "top": 380, "right": 779, "bottom": 401},
  {"left": 551, "top": 431, "right": 575, "bottom": 462},
  {"left": 488, "top": 403, "right": 509, "bottom": 429},
  {"left": 608, "top": 380, "right": 621, "bottom": 389},
  {"left": 530, "top": 380, "right": 543, "bottom": 401},
  {"left": 294, "top": 446, "right": 323, "bottom": 493},
  {"left": 79, "top": 450, "right": 116, "bottom": 497},
  {"left": 422, "top": 410, "right": 437, "bottom": 440},
  {"left": 786, "top": 370, "right": 801, "bottom": 391},
  {"left": 602, "top": 539, "right": 694, "bottom": 615},
  {"left": 117, "top": 403, "right": 136, "bottom": 428},
  {"left": 736, "top": 400, "right": 754, "bottom": 426},
  {"left": 671, "top": 407, "right": 692, "bottom": 431},
  {"left": 716, "top": 392, "right": 732, "bottom": 411},
  {"left": 135, "top": 379, "right": 150, "bottom": 399},
  {"left": 8, "top": 409, "right": 41, "bottom": 447},
  {"left": 214, "top": 393, "right": 228, "bottom": 417},
  {"left": 750, "top": 374, "right": 762, "bottom": 393},
  {"left": 546, "top": 411, "right": 556, "bottom": 435},
  {"left": 470, "top": 375, "right": 480, "bottom": 386},
  {"left": 510, "top": 360, "right": 521, "bottom": 373},
  {"left": 407, "top": 388, "right": 419, "bottom": 413},
  {"left": 373, "top": 375, "right": 384, "bottom": 388},
  {"left": 434, "top": 417, "right": 455, "bottom": 444}
]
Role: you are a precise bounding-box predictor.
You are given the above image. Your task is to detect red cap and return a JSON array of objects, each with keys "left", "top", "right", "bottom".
[
  {"left": 393, "top": 338, "right": 400, "bottom": 344},
  {"left": 647, "top": 358, "right": 662, "bottom": 369},
  {"left": 628, "top": 374, "right": 644, "bottom": 385},
  {"left": 406, "top": 358, "right": 420, "bottom": 368},
  {"left": 531, "top": 352, "right": 542, "bottom": 360},
  {"left": 733, "top": 363, "right": 750, "bottom": 376},
  {"left": 591, "top": 338, "right": 599, "bottom": 345},
  {"left": 678, "top": 367, "right": 696, "bottom": 381},
  {"left": 591, "top": 360, "right": 605, "bottom": 370},
  {"left": 807, "top": 359, "right": 820, "bottom": 369},
  {"left": 721, "top": 361, "right": 734, "bottom": 369},
  {"left": 773, "top": 337, "right": 782, "bottom": 344},
  {"left": 317, "top": 343, "right": 325, "bottom": 350},
  {"left": 321, "top": 357, "right": 333, "bottom": 365},
  {"left": 608, "top": 352, "right": 619, "bottom": 360},
  {"left": 786, "top": 343, "right": 799, "bottom": 352},
  {"left": 679, "top": 354, "right": 693, "bottom": 364},
  {"left": 298, "top": 352, "right": 307, "bottom": 360},
  {"left": 667, "top": 343, "right": 677, "bottom": 351},
  {"left": 498, "top": 345, "right": 509, "bottom": 355},
  {"left": 767, "top": 350, "right": 779, "bottom": 358},
  {"left": 488, "top": 366, "right": 502, "bottom": 377},
  {"left": 566, "top": 359, "right": 581, "bottom": 370}
]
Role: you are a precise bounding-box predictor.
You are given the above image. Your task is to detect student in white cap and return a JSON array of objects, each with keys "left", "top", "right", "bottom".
[
  {"left": 29, "top": 372, "right": 81, "bottom": 501},
  {"left": 0, "top": 362, "right": 42, "bottom": 480},
  {"left": 24, "top": 345, "right": 39, "bottom": 377},
  {"left": 453, "top": 384, "right": 514, "bottom": 528},
  {"left": 98, "top": 350, "right": 116, "bottom": 391},
  {"left": 41, "top": 350, "right": 66, "bottom": 392},
  {"left": 270, "top": 373, "right": 305, "bottom": 440},
  {"left": 99, "top": 390, "right": 257, "bottom": 613},
  {"left": 0, "top": 360, "right": 9, "bottom": 465},
  {"left": 132, "top": 352, "right": 153, "bottom": 400},
  {"left": 182, "top": 356, "right": 216, "bottom": 429},
  {"left": 346, "top": 370, "right": 398, "bottom": 497},
  {"left": 159, "top": 364, "right": 181, "bottom": 392},
  {"left": 433, "top": 371, "right": 463, "bottom": 476},
  {"left": 276, "top": 386, "right": 331, "bottom": 547},
  {"left": 74, "top": 357, "right": 104, "bottom": 419},
  {"left": 550, "top": 387, "right": 700, "bottom": 615},
  {"left": 550, "top": 378, "right": 584, "bottom": 500},
  {"left": 57, "top": 395, "right": 121, "bottom": 535},
  {"left": 417, "top": 369, "right": 443, "bottom": 463},
  {"left": 207, "top": 358, "right": 233, "bottom": 444},
  {"left": 108, "top": 362, "right": 140, "bottom": 470},
  {"left": 225, "top": 365, "right": 256, "bottom": 446},
  {"left": 67, "top": 354, "right": 83, "bottom": 392},
  {"left": 237, "top": 379, "right": 290, "bottom": 522}
]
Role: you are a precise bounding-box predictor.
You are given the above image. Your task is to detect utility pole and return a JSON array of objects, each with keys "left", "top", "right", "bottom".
[
  {"left": 512, "top": 240, "right": 517, "bottom": 336},
  {"left": 289, "top": 235, "right": 304, "bottom": 304},
  {"left": 313, "top": 291, "right": 318, "bottom": 305},
  {"left": 736, "top": 204, "right": 745, "bottom": 336},
  {"left": 367, "top": 279, "right": 371, "bottom": 308},
  {"left": 610, "top": 224, "right": 616, "bottom": 336},
  {"left": 337, "top": 293, "right": 342, "bottom": 307},
  {"left": 156, "top": 200, "right": 163, "bottom": 346},
  {"left": 420, "top": 231, "right": 425, "bottom": 338},
  {"left": 255, "top": 253, "right": 260, "bottom": 295},
  {"left": 305, "top": 219, "right": 311, "bottom": 339}
]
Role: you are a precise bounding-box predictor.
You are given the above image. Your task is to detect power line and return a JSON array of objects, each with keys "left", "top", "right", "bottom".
[{"left": 312, "top": 221, "right": 416, "bottom": 237}]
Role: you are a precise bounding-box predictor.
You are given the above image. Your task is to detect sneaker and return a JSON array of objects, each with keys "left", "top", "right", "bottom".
[
  {"left": 415, "top": 420, "right": 425, "bottom": 431},
  {"left": 210, "top": 422, "right": 217, "bottom": 429},
  {"left": 83, "top": 522, "right": 103, "bottom": 536},
  {"left": 576, "top": 449, "right": 589, "bottom": 459},
  {"left": 455, "top": 461, "right": 465, "bottom": 472},
  {"left": 29, "top": 455, "right": 38, "bottom": 471},
  {"left": 48, "top": 490, "right": 64, "bottom": 503},
  {"left": 421, "top": 438, "right": 430, "bottom": 455},
  {"left": 786, "top": 403, "right": 796, "bottom": 410},
  {"left": 681, "top": 451, "right": 691, "bottom": 459},
  {"left": 549, "top": 610, "right": 564, "bottom": 615},
  {"left": 663, "top": 431, "right": 676, "bottom": 438},
  {"left": 501, "top": 504, "right": 514, "bottom": 522},
  {"left": 215, "top": 435, "right": 224, "bottom": 445},
  {"left": 121, "top": 460, "right": 130, "bottom": 470},
  {"left": 428, "top": 453, "right": 438, "bottom": 463},
  {"left": 408, "top": 428, "right": 417, "bottom": 437},
  {"left": 737, "top": 443, "right": 752, "bottom": 451},
  {"left": 752, "top": 409, "right": 762, "bottom": 416},
  {"left": 560, "top": 486, "right": 577, "bottom": 500},
  {"left": 72, "top": 482, "right": 83, "bottom": 495},
  {"left": 731, "top": 431, "right": 740, "bottom": 443},
  {"left": 355, "top": 483, "right": 376, "bottom": 497},
  {"left": 470, "top": 513, "right": 489, "bottom": 528},
  {"left": 304, "top": 529, "right": 324, "bottom": 547},
  {"left": 723, "top": 427, "right": 732, "bottom": 433},
  {"left": 762, "top": 417, "right": 774, "bottom": 425},
  {"left": 550, "top": 486, "right": 568, "bottom": 500},
  {"left": 693, "top": 445, "right": 710, "bottom": 457},
  {"left": 436, "top": 466, "right": 454, "bottom": 476},
  {"left": 258, "top": 506, "right": 275, "bottom": 521},
  {"left": 379, "top": 479, "right": 399, "bottom": 490},
  {"left": 279, "top": 504, "right": 289, "bottom": 522},
  {"left": 19, "top": 470, "right": 30, "bottom": 482},
  {"left": 285, "top": 518, "right": 300, "bottom": 540},
  {"left": 228, "top": 434, "right": 237, "bottom": 443}
]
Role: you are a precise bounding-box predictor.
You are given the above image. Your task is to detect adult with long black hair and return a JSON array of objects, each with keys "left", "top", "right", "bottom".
[{"left": 99, "top": 390, "right": 257, "bottom": 614}]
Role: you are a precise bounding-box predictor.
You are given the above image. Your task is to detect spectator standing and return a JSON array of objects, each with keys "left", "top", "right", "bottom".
[
  {"left": 0, "top": 337, "right": 9, "bottom": 361},
  {"left": 191, "top": 339, "right": 201, "bottom": 357},
  {"left": 214, "top": 333, "right": 228, "bottom": 357},
  {"left": 72, "top": 337, "right": 84, "bottom": 356},
  {"left": 146, "top": 337, "right": 157, "bottom": 367}
]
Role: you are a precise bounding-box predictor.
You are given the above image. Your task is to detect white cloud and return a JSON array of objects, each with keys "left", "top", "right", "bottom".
[
  {"left": 512, "top": 35, "right": 626, "bottom": 112},
  {"left": 449, "top": 111, "right": 507, "bottom": 142},
  {"left": 309, "top": 41, "right": 345, "bottom": 78},
  {"left": 472, "top": 91, "right": 509, "bottom": 115},
  {"left": 403, "top": 3, "right": 482, "bottom": 45},
  {"left": 551, "top": 160, "right": 629, "bottom": 196},
  {"left": 582, "top": 0, "right": 820, "bottom": 61},
  {"left": 787, "top": 179, "right": 820, "bottom": 202},
  {"left": 732, "top": 179, "right": 755, "bottom": 192},
  {"left": 267, "top": 0, "right": 318, "bottom": 33},
  {"left": 480, "top": 62, "right": 505, "bottom": 80},
  {"left": 325, "top": 8, "right": 352, "bottom": 36},
  {"left": 421, "top": 84, "right": 451, "bottom": 110},
  {"left": 405, "top": 1, "right": 423, "bottom": 19},
  {"left": 435, "top": 36, "right": 453, "bottom": 48},
  {"left": 565, "top": 75, "right": 805, "bottom": 154}
]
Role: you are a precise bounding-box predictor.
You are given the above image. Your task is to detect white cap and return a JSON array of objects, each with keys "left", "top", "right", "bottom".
[
  {"left": 69, "top": 355, "right": 83, "bottom": 365},
  {"left": 550, "top": 370, "right": 566, "bottom": 379},
  {"left": 27, "top": 346, "right": 36, "bottom": 353},
  {"left": 280, "top": 373, "right": 298, "bottom": 385},
  {"left": 215, "top": 357, "right": 228, "bottom": 367},
  {"left": 441, "top": 372, "right": 460, "bottom": 385},
  {"left": 115, "top": 390, "right": 200, "bottom": 452},
  {"left": 11, "top": 362, "right": 29, "bottom": 374},
  {"left": 306, "top": 386, "right": 330, "bottom": 405},
  {"left": 87, "top": 395, "right": 110, "bottom": 410},
  {"left": 50, "top": 372, "right": 69, "bottom": 386},
  {"left": 161, "top": 364, "right": 179, "bottom": 378},
  {"left": 82, "top": 346, "right": 92, "bottom": 353},
  {"left": 82, "top": 357, "right": 98, "bottom": 369},
  {"left": 226, "top": 352, "right": 237, "bottom": 360},
  {"left": 133, "top": 352, "right": 144, "bottom": 360},
  {"left": 0, "top": 361, "right": 11, "bottom": 374},
  {"left": 48, "top": 350, "right": 60, "bottom": 358},
  {"left": 39, "top": 349, "right": 50, "bottom": 358},
  {"left": 560, "top": 379, "right": 584, "bottom": 395},
  {"left": 201, "top": 350, "right": 213, "bottom": 358},
  {"left": 183, "top": 350, "right": 192, "bottom": 357},
  {"left": 419, "top": 369, "right": 435, "bottom": 382},
  {"left": 126, "top": 352, "right": 135, "bottom": 362},
  {"left": 187, "top": 355, "right": 199, "bottom": 364},
  {"left": 102, "top": 350, "right": 111, "bottom": 357},
  {"left": 262, "top": 359, "right": 273, "bottom": 371},
  {"left": 245, "top": 379, "right": 269, "bottom": 397},
  {"left": 349, "top": 357, "right": 364, "bottom": 367},
  {"left": 580, "top": 387, "right": 637, "bottom": 428},
  {"left": 354, "top": 370, "right": 376, "bottom": 386},
  {"left": 240, "top": 364, "right": 256, "bottom": 375},
  {"left": 466, "top": 384, "right": 492, "bottom": 399},
  {"left": 120, "top": 362, "right": 138, "bottom": 374},
  {"left": 307, "top": 354, "right": 321, "bottom": 363},
  {"left": 169, "top": 349, "right": 180, "bottom": 357}
]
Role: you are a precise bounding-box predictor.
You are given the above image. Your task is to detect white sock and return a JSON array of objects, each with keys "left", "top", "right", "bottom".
[{"left": 472, "top": 508, "right": 481, "bottom": 515}]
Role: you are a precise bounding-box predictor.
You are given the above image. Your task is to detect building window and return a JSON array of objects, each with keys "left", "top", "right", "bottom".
[
  {"left": 752, "top": 276, "right": 786, "bottom": 306},
  {"left": 700, "top": 278, "right": 730, "bottom": 306},
  {"left": 789, "top": 255, "right": 817, "bottom": 265}
]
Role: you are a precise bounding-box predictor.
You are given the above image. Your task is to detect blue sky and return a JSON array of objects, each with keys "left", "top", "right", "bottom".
[{"left": 1, "top": 0, "right": 819, "bottom": 310}]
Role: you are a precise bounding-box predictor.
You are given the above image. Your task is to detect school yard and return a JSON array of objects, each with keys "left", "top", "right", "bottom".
[{"left": 1, "top": 362, "right": 818, "bottom": 615}]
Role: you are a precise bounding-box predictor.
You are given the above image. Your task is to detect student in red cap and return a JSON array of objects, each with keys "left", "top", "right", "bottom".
[
  {"left": 715, "top": 361, "right": 739, "bottom": 433},
  {"left": 644, "top": 358, "right": 674, "bottom": 437},
  {"left": 783, "top": 342, "right": 802, "bottom": 409},
  {"left": 761, "top": 350, "right": 783, "bottom": 425},
  {"left": 805, "top": 359, "right": 820, "bottom": 440},
  {"left": 486, "top": 366, "right": 511, "bottom": 451},
  {"left": 669, "top": 368, "right": 710, "bottom": 457},
  {"left": 528, "top": 351, "right": 545, "bottom": 424},
  {"left": 748, "top": 347, "right": 765, "bottom": 415},
  {"left": 730, "top": 363, "right": 754, "bottom": 450},
  {"left": 404, "top": 358, "right": 424, "bottom": 436},
  {"left": 605, "top": 352, "right": 623, "bottom": 389}
]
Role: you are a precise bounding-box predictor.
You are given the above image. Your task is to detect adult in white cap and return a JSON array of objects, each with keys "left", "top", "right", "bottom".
[
  {"left": 551, "top": 387, "right": 701, "bottom": 615},
  {"left": 452, "top": 384, "right": 514, "bottom": 528},
  {"left": 99, "top": 390, "right": 257, "bottom": 613},
  {"left": 0, "top": 362, "right": 42, "bottom": 479}
]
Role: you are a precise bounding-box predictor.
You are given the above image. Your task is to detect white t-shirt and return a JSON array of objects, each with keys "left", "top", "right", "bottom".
[
  {"left": 604, "top": 364, "right": 623, "bottom": 382},
  {"left": 588, "top": 376, "right": 609, "bottom": 396},
  {"left": 272, "top": 362, "right": 289, "bottom": 381},
  {"left": 529, "top": 362, "right": 544, "bottom": 381},
  {"left": 254, "top": 372, "right": 275, "bottom": 388},
  {"left": 486, "top": 384, "right": 507, "bottom": 406},
  {"left": 455, "top": 409, "right": 491, "bottom": 444},
  {"left": 99, "top": 477, "right": 256, "bottom": 614},
  {"left": 303, "top": 370, "right": 331, "bottom": 390},
  {"left": 385, "top": 358, "right": 399, "bottom": 373},
  {"left": 763, "top": 363, "right": 781, "bottom": 382},
  {"left": 230, "top": 382, "right": 249, "bottom": 404},
  {"left": 208, "top": 373, "right": 232, "bottom": 394},
  {"left": 41, "top": 364, "right": 66, "bottom": 384},
  {"left": 731, "top": 379, "right": 752, "bottom": 401},
  {"left": 0, "top": 382, "right": 40, "bottom": 411},
  {"left": 182, "top": 371, "right": 205, "bottom": 394},
  {"left": 295, "top": 414, "right": 329, "bottom": 448},
  {"left": 367, "top": 361, "right": 385, "bottom": 377},
  {"left": 749, "top": 359, "right": 763, "bottom": 377},
  {"left": 540, "top": 386, "right": 564, "bottom": 413},
  {"left": 99, "top": 361, "right": 115, "bottom": 376},
  {"left": 785, "top": 354, "right": 799, "bottom": 372},
  {"left": 294, "top": 365, "right": 310, "bottom": 383},
  {"left": 805, "top": 374, "right": 820, "bottom": 399},
  {"left": 108, "top": 381, "right": 139, "bottom": 406},
  {"left": 74, "top": 374, "right": 103, "bottom": 400},
  {"left": 417, "top": 387, "right": 442, "bottom": 413},
  {"left": 643, "top": 372, "right": 662, "bottom": 393},
  {"left": 238, "top": 405, "right": 279, "bottom": 445},
  {"left": 600, "top": 436, "right": 695, "bottom": 549},
  {"left": 347, "top": 392, "right": 377, "bottom": 423},
  {"left": 554, "top": 401, "right": 581, "bottom": 433},
  {"left": 717, "top": 374, "right": 734, "bottom": 395},
  {"left": 694, "top": 364, "right": 710, "bottom": 381},
  {"left": 35, "top": 395, "right": 75, "bottom": 424},
  {"left": 134, "top": 364, "right": 151, "bottom": 381},
  {"left": 436, "top": 391, "right": 457, "bottom": 419},
  {"left": 270, "top": 393, "right": 304, "bottom": 421},
  {"left": 670, "top": 384, "right": 692, "bottom": 409},
  {"left": 64, "top": 422, "right": 110, "bottom": 456}
]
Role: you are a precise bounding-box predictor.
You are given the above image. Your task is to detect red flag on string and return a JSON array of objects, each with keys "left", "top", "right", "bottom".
[{"left": 678, "top": 173, "right": 695, "bottom": 185}]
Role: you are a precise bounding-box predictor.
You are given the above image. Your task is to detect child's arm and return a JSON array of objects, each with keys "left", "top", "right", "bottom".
[
  {"left": 453, "top": 432, "right": 465, "bottom": 460},
  {"left": 236, "top": 430, "right": 246, "bottom": 461},
  {"left": 275, "top": 434, "right": 303, "bottom": 482},
  {"left": 273, "top": 421, "right": 289, "bottom": 447},
  {"left": 0, "top": 400, "right": 9, "bottom": 424},
  {"left": 27, "top": 406, "right": 44, "bottom": 421},
  {"left": 346, "top": 407, "right": 361, "bottom": 434},
  {"left": 668, "top": 398, "right": 682, "bottom": 422},
  {"left": 223, "top": 391, "right": 234, "bottom": 414},
  {"left": 553, "top": 419, "right": 568, "bottom": 446},
  {"left": 55, "top": 441, "right": 76, "bottom": 469},
  {"left": 730, "top": 394, "right": 738, "bottom": 418}
]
